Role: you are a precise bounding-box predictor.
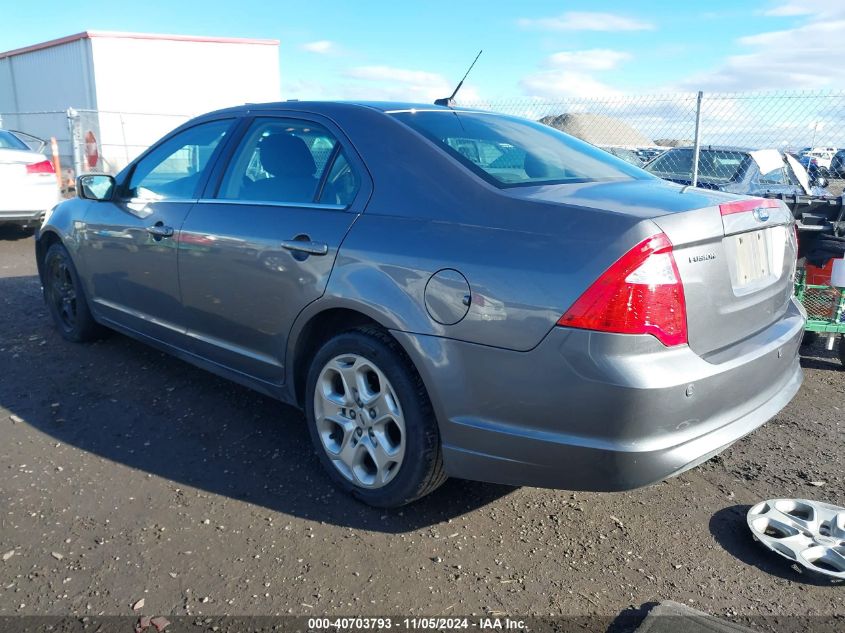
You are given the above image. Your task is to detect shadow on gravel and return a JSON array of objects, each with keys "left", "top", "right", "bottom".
[
  {"left": 709, "top": 505, "right": 841, "bottom": 586},
  {"left": 0, "top": 225, "right": 35, "bottom": 241},
  {"left": 799, "top": 338, "right": 843, "bottom": 372},
  {"left": 0, "top": 276, "right": 515, "bottom": 533},
  {"left": 605, "top": 602, "right": 658, "bottom": 633}
]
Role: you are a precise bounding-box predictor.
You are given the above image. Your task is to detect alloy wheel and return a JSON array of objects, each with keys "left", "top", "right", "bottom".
[
  {"left": 48, "top": 256, "right": 77, "bottom": 331},
  {"left": 313, "top": 353, "right": 406, "bottom": 489}
]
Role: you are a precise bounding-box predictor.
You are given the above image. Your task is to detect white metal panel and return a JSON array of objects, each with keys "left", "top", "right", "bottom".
[
  {"left": 0, "top": 38, "right": 95, "bottom": 169},
  {"left": 89, "top": 35, "right": 280, "bottom": 171},
  {"left": 0, "top": 59, "right": 16, "bottom": 113},
  {"left": 1, "top": 38, "right": 95, "bottom": 112},
  {"left": 90, "top": 36, "right": 280, "bottom": 114}
]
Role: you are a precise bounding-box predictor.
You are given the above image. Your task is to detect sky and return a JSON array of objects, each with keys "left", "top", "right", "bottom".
[{"left": 2, "top": 0, "right": 844, "bottom": 104}]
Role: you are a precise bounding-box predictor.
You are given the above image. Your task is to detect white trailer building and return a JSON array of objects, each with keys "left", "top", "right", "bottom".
[{"left": 0, "top": 31, "right": 280, "bottom": 175}]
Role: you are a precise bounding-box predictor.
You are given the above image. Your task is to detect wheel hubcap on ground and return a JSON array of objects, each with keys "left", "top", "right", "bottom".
[
  {"left": 48, "top": 258, "right": 77, "bottom": 330},
  {"left": 314, "top": 353, "right": 406, "bottom": 489}
]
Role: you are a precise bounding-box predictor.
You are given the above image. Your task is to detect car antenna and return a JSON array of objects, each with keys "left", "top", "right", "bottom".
[{"left": 434, "top": 50, "right": 482, "bottom": 107}]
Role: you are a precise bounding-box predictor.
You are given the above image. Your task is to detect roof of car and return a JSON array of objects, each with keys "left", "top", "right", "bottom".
[
  {"left": 202, "top": 100, "right": 491, "bottom": 118},
  {"left": 663, "top": 145, "right": 756, "bottom": 153}
]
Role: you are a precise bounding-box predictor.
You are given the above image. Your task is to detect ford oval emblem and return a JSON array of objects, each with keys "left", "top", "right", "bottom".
[{"left": 753, "top": 207, "right": 770, "bottom": 222}]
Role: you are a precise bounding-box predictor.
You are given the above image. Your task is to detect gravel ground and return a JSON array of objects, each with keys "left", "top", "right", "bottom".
[{"left": 0, "top": 227, "right": 843, "bottom": 623}]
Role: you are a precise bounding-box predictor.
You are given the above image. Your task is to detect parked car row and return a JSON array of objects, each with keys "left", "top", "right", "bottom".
[
  {"left": 643, "top": 146, "right": 830, "bottom": 198},
  {"left": 596, "top": 144, "right": 842, "bottom": 197},
  {"left": 828, "top": 149, "right": 845, "bottom": 178},
  {"left": 793, "top": 147, "right": 845, "bottom": 179}
]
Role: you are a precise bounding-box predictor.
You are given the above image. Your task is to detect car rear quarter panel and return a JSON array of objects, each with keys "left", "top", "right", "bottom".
[{"left": 324, "top": 210, "right": 657, "bottom": 352}]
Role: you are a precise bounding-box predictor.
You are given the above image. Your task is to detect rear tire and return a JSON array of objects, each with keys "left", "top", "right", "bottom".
[
  {"left": 43, "top": 243, "right": 103, "bottom": 342},
  {"left": 839, "top": 335, "right": 845, "bottom": 368},
  {"left": 304, "top": 327, "right": 446, "bottom": 507}
]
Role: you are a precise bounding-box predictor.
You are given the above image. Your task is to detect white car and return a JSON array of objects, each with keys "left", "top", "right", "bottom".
[
  {"left": 0, "top": 130, "right": 59, "bottom": 228},
  {"left": 801, "top": 147, "right": 838, "bottom": 171}
]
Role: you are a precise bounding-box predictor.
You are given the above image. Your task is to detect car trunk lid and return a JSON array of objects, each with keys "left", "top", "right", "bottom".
[
  {"left": 650, "top": 197, "right": 796, "bottom": 358},
  {"left": 504, "top": 180, "right": 797, "bottom": 357}
]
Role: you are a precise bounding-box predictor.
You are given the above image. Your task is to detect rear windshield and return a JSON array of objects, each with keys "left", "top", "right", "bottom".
[
  {"left": 646, "top": 149, "right": 751, "bottom": 183},
  {"left": 0, "top": 130, "right": 28, "bottom": 151},
  {"left": 391, "top": 110, "right": 650, "bottom": 188}
]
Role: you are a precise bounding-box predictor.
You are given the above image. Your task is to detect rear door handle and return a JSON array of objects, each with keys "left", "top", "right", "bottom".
[
  {"left": 146, "top": 224, "right": 174, "bottom": 238},
  {"left": 280, "top": 240, "right": 329, "bottom": 256}
]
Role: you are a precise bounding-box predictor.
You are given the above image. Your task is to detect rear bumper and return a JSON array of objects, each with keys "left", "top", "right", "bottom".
[
  {"left": 0, "top": 180, "right": 58, "bottom": 224},
  {"left": 393, "top": 297, "right": 805, "bottom": 491},
  {"left": 0, "top": 209, "right": 46, "bottom": 224}
]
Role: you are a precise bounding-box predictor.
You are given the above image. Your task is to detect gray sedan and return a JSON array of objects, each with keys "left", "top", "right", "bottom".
[{"left": 36, "top": 102, "right": 804, "bottom": 507}]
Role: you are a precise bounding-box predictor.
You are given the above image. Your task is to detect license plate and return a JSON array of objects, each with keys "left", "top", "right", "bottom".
[{"left": 725, "top": 226, "right": 787, "bottom": 293}]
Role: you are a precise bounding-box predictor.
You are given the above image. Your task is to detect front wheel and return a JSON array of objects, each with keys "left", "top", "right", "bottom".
[
  {"left": 304, "top": 327, "right": 446, "bottom": 507},
  {"left": 43, "top": 243, "right": 103, "bottom": 342}
]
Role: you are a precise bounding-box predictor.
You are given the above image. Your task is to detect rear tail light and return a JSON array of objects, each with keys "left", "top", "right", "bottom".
[
  {"left": 718, "top": 198, "right": 780, "bottom": 216},
  {"left": 558, "top": 233, "right": 688, "bottom": 347},
  {"left": 26, "top": 159, "right": 55, "bottom": 175}
]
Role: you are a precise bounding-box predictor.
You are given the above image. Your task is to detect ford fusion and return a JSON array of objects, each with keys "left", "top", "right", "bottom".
[{"left": 36, "top": 102, "right": 804, "bottom": 507}]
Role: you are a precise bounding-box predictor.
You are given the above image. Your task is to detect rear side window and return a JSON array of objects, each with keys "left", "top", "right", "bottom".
[
  {"left": 319, "top": 151, "right": 360, "bottom": 206},
  {"left": 217, "top": 117, "right": 359, "bottom": 206},
  {"left": 127, "top": 119, "right": 232, "bottom": 199},
  {"left": 391, "top": 110, "right": 648, "bottom": 188}
]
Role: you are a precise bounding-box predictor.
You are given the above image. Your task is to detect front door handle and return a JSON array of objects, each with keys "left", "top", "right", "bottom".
[
  {"left": 146, "top": 223, "right": 174, "bottom": 238},
  {"left": 280, "top": 239, "right": 329, "bottom": 256}
]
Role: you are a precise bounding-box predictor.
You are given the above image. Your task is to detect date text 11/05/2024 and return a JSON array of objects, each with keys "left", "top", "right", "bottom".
[{"left": 307, "top": 617, "right": 527, "bottom": 630}]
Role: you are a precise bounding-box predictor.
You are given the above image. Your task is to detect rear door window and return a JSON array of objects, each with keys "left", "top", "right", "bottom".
[{"left": 217, "top": 118, "right": 359, "bottom": 206}]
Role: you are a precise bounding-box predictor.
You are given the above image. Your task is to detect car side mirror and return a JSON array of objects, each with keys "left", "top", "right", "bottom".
[
  {"left": 812, "top": 176, "right": 829, "bottom": 189},
  {"left": 77, "top": 174, "right": 116, "bottom": 201}
]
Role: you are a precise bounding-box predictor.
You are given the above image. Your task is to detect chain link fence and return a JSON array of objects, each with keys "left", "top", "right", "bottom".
[
  {"left": 2, "top": 90, "right": 845, "bottom": 196},
  {"left": 0, "top": 109, "right": 190, "bottom": 194},
  {"left": 458, "top": 90, "right": 845, "bottom": 196}
]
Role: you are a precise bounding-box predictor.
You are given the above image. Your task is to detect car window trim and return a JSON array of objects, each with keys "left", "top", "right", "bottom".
[
  {"left": 196, "top": 198, "right": 347, "bottom": 211},
  {"left": 315, "top": 142, "right": 342, "bottom": 203},
  {"left": 204, "top": 114, "right": 362, "bottom": 211},
  {"left": 118, "top": 116, "right": 239, "bottom": 201}
]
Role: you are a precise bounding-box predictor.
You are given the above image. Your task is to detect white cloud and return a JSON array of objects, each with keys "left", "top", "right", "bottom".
[
  {"left": 345, "top": 66, "right": 445, "bottom": 85},
  {"left": 518, "top": 49, "right": 631, "bottom": 100},
  {"left": 301, "top": 40, "right": 337, "bottom": 54},
  {"left": 544, "top": 49, "right": 631, "bottom": 71},
  {"left": 284, "top": 66, "right": 482, "bottom": 103},
  {"left": 677, "top": 7, "right": 845, "bottom": 91},
  {"left": 519, "top": 70, "right": 621, "bottom": 100},
  {"left": 517, "top": 11, "right": 654, "bottom": 32},
  {"left": 762, "top": 2, "right": 814, "bottom": 16}
]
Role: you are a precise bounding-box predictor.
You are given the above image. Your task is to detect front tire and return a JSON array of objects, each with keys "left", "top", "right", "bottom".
[
  {"left": 304, "top": 327, "right": 446, "bottom": 507},
  {"left": 43, "top": 243, "right": 103, "bottom": 342}
]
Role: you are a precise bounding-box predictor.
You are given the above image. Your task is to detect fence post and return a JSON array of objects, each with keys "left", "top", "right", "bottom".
[
  {"left": 50, "top": 137, "right": 63, "bottom": 190},
  {"left": 691, "top": 91, "right": 703, "bottom": 187},
  {"left": 119, "top": 113, "right": 130, "bottom": 166},
  {"left": 66, "top": 108, "right": 83, "bottom": 177}
]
